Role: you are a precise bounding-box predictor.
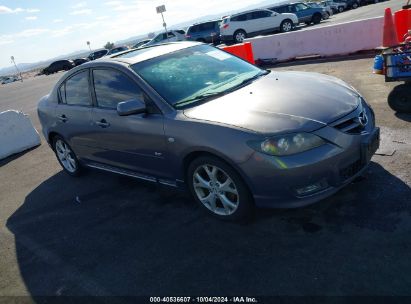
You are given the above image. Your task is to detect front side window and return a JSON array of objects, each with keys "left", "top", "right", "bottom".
[
  {"left": 93, "top": 69, "right": 144, "bottom": 109},
  {"left": 131, "top": 45, "right": 265, "bottom": 108},
  {"left": 64, "top": 71, "right": 91, "bottom": 106}
]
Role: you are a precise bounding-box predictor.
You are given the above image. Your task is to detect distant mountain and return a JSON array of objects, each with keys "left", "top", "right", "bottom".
[{"left": 0, "top": 0, "right": 287, "bottom": 76}]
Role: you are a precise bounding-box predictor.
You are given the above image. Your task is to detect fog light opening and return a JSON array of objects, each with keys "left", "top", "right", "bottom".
[{"left": 295, "top": 180, "right": 328, "bottom": 196}]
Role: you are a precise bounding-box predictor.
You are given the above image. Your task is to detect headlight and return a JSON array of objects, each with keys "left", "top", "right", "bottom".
[{"left": 248, "top": 133, "right": 325, "bottom": 156}]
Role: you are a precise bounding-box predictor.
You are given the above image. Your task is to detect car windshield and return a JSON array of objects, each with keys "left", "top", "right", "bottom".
[{"left": 131, "top": 45, "right": 264, "bottom": 108}]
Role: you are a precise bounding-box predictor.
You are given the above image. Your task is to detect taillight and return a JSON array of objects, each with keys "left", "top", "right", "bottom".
[
  {"left": 185, "top": 34, "right": 191, "bottom": 38},
  {"left": 223, "top": 24, "right": 229, "bottom": 29}
]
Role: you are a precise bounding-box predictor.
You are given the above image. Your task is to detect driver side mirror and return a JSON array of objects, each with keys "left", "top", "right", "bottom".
[{"left": 117, "top": 98, "right": 146, "bottom": 116}]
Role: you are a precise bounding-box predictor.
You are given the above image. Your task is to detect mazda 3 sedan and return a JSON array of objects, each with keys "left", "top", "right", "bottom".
[{"left": 38, "top": 42, "right": 379, "bottom": 220}]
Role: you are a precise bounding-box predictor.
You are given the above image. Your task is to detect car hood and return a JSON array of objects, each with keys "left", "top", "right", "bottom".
[{"left": 183, "top": 71, "right": 360, "bottom": 134}]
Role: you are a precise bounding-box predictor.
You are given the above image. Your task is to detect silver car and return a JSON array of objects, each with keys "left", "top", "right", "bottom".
[{"left": 37, "top": 42, "right": 379, "bottom": 220}]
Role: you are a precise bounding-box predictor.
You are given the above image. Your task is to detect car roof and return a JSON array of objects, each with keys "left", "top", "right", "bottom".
[
  {"left": 190, "top": 19, "right": 220, "bottom": 26},
  {"left": 89, "top": 41, "right": 201, "bottom": 66},
  {"left": 230, "top": 8, "right": 273, "bottom": 17}
]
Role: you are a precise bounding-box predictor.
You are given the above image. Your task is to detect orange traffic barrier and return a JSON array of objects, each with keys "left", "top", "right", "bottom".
[
  {"left": 222, "top": 42, "right": 255, "bottom": 64},
  {"left": 382, "top": 8, "right": 399, "bottom": 47}
]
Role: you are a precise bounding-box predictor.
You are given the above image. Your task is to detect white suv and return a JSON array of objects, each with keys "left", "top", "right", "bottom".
[{"left": 220, "top": 9, "right": 298, "bottom": 44}]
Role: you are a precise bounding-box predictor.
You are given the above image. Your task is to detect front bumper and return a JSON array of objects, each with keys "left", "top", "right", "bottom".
[{"left": 238, "top": 103, "right": 379, "bottom": 208}]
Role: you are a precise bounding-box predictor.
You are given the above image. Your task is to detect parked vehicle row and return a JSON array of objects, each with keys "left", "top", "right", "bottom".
[
  {"left": 40, "top": 0, "right": 386, "bottom": 76},
  {"left": 42, "top": 45, "right": 131, "bottom": 76},
  {"left": 220, "top": 9, "right": 299, "bottom": 43},
  {"left": 0, "top": 75, "right": 19, "bottom": 85},
  {"left": 268, "top": 3, "right": 326, "bottom": 25}
]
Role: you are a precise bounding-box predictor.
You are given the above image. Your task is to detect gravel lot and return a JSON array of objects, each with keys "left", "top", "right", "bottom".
[{"left": 0, "top": 54, "right": 410, "bottom": 298}]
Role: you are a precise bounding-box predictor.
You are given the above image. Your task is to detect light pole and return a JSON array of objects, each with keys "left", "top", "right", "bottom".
[
  {"left": 86, "top": 41, "right": 91, "bottom": 52},
  {"left": 156, "top": 5, "right": 169, "bottom": 41},
  {"left": 10, "top": 56, "right": 23, "bottom": 82}
]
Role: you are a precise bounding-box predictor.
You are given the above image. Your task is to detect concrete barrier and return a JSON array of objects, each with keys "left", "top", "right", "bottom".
[
  {"left": 245, "top": 17, "right": 384, "bottom": 62},
  {"left": 0, "top": 110, "right": 41, "bottom": 160}
]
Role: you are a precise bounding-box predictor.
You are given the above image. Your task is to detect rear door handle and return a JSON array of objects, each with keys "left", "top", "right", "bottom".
[
  {"left": 96, "top": 119, "right": 110, "bottom": 128},
  {"left": 58, "top": 115, "right": 68, "bottom": 122}
]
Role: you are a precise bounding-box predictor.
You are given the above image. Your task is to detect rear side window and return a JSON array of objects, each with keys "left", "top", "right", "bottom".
[
  {"left": 231, "top": 14, "right": 246, "bottom": 22},
  {"left": 252, "top": 11, "right": 271, "bottom": 19},
  {"left": 92, "top": 69, "right": 145, "bottom": 109},
  {"left": 188, "top": 25, "right": 199, "bottom": 33},
  {"left": 64, "top": 71, "right": 91, "bottom": 106},
  {"left": 199, "top": 22, "right": 215, "bottom": 31}
]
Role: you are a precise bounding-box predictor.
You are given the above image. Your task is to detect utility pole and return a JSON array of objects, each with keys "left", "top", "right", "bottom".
[
  {"left": 10, "top": 56, "right": 23, "bottom": 82},
  {"left": 86, "top": 41, "right": 91, "bottom": 51},
  {"left": 156, "top": 5, "right": 169, "bottom": 41}
]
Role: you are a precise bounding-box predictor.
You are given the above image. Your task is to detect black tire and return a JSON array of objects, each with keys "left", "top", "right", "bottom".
[
  {"left": 280, "top": 19, "right": 294, "bottom": 33},
  {"left": 312, "top": 13, "right": 322, "bottom": 24},
  {"left": 196, "top": 38, "right": 206, "bottom": 43},
  {"left": 63, "top": 65, "right": 70, "bottom": 71},
  {"left": 338, "top": 6, "right": 344, "bottom": 13},
  {"left": 387, "top": 84, "right": 411, "bottom": 113},
  {"left": 233, "top": 30, "right": 246, "bottom": 44},
  {"left": 187, "top": 155, "right": 254, "bottom": 221},
  {"left": 53, "top": 135, "right": 83, "bottom": 176}
]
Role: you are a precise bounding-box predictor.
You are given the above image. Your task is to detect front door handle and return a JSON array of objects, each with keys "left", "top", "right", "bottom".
[
  {"left": 58, "top": 115, "right": 68, "bottom": 122},
  {"left": 96, "top": 119, "right": 110, "bottom": 128}
]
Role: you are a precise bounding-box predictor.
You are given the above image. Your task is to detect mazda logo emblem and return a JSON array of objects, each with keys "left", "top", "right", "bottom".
[{"left": 357, "top": 111, "right": 368, "bottom": 128}]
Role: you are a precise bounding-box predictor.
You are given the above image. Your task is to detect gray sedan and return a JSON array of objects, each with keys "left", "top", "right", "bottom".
[{"left": 37, "top": 42, "right": 379, "bottom": 220}]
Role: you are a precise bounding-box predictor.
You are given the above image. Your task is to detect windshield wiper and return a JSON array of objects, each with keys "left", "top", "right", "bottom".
[
  {"left": 226, "top": 70, "right": 270, "bottom": 93},
  {"left": 174, "top": 91, "right": 227, "bottom": 108},
  {"left": 174, "top": 70, "right": 270, "bottom": 108}
]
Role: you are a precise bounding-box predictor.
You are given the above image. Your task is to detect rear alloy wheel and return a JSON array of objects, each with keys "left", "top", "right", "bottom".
[
  {"left": 388, "top": 84, "right": 411, "bottom": 113},
  {"left": 352, "top": 2, "right": 359, "bottom": 8},
  {"left": 338, "top": 6, "right": 344, "bottom": 13},
  {"left": 312, "top": 13, "right": 322, "bottom": 24},
  {"left": 188, "top": 156, "right": 253, "bottom": 220},
  {"left": 233, "top": 30, "right": 246, "bottom": 43},
  {"left": 53, "top": 136, "right": 82, "bottom": 176},
  {"left": 280, "top": 19, "right": 293, "bottom": 32}
]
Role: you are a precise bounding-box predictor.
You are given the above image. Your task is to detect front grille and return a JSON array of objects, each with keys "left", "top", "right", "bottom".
[
  {"left": 330, "top": 99, "right": 373, "bottom": 134},
  {"left": 340, "top": 159, "right": 363, "bottom": 181},
  {"left": 333, "top": 117, "right": 364, "bottom": 134}
]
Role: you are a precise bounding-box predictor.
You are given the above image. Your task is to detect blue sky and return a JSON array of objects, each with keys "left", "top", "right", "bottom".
[{"left": 0, "top": 0, "right": 264, "bottom": 68}]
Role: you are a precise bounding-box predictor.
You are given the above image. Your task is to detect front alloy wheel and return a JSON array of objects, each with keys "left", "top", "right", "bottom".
[{"left": 188, "top": 156, "right": 253, "bottom": 220}]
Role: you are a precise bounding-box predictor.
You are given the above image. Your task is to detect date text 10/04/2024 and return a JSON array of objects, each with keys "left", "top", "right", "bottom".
[{"left": 149, "top": 297, "right": 258, "bottom": 303}]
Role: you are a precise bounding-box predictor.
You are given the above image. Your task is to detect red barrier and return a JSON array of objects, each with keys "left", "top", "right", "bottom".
[
  {"left": 222, "top": 42, "right": 255, "bottom": 64},
  {"left": 394, "top": 7, "right": 411, "bottom": 43}
]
